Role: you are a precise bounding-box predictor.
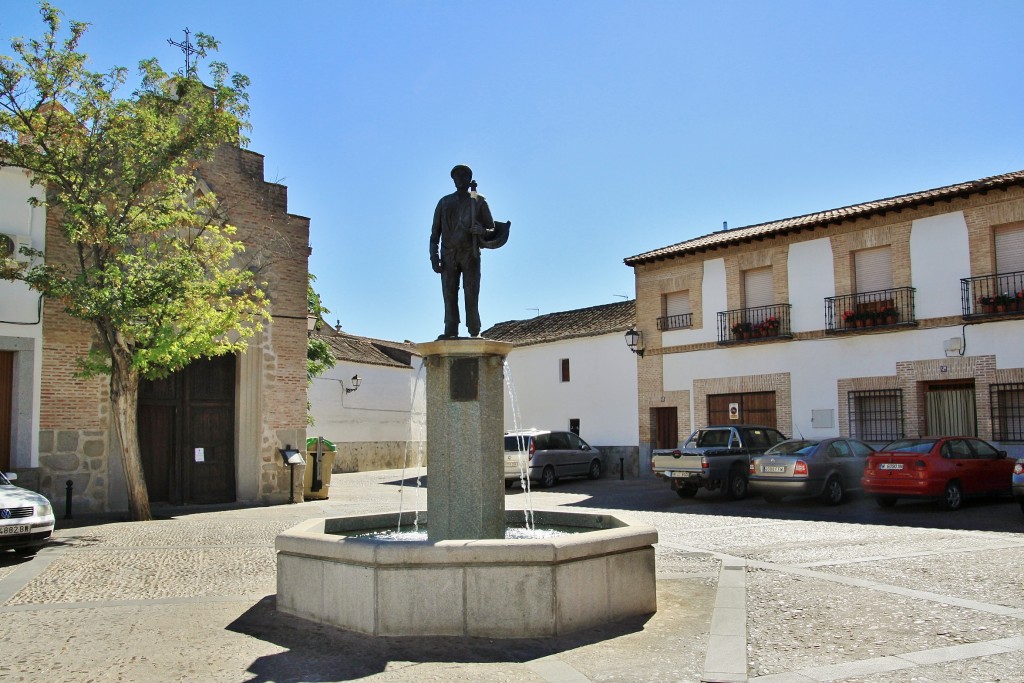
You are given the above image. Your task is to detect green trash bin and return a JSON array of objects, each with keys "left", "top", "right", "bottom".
[{"left": 303, "top": 437, "right": 337, "bottom": 500}]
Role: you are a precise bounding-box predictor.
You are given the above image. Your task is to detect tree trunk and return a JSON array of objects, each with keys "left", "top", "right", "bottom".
[{"left": 109, "top": 348, "right": 151, "bottom": 521}]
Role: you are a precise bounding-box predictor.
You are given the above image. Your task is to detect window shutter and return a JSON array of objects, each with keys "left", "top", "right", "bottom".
[
  {"left": 665, "top": 291, "right": 691, "bottom": 317},
  {"left": 995, "top": 224, "right": 1024, "bottom": 274},
  {"left": 743, "top": 267, "right": 774, "bottom": 308},
  {"left": 854, "top": 246, "right": 893, "bottom": 293}
]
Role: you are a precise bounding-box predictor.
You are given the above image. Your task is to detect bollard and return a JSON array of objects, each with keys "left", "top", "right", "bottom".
[
  {"left": 620, "top": 457, "right": 624, "bottom": 480},
  {"left": 64, "top": 479, "right": 73, "bottom": 519}
]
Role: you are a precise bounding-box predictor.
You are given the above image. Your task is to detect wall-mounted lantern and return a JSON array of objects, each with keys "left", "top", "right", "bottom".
[
  {"left": 344, "top": 374, "right": 362, "bottom": 394},
  {"left": 624, "top": 327, "right": 644, "bottom": 358}
]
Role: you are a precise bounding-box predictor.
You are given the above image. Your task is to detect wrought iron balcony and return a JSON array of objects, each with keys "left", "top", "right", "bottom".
[
  {"left": 717, "top": 304, "right": 792, "bottom": 344},
  {"left": 657, "top": 313, "right": 693, "bottom": 331},
  {"left": 825, "top": 287, "right": 916, "bottom": 333},
  {"left": 961, "top": 270, "right": 1024, "bottom": 317}
]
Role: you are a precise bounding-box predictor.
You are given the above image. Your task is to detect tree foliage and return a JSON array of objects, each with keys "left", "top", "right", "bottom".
[
  {"left": 0, "top": 3, "right": 268, "bottom": 520},
  {"left": 306, "top": 274, "right": 335, "bottom": 425}
]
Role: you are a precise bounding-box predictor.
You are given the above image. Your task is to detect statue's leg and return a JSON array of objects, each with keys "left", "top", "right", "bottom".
[
  {"left": 463, "top": 253, "right": 482, "bottom": 337},
  {"left": 441, "top": 255, "right": 461, "bottom": 337}
]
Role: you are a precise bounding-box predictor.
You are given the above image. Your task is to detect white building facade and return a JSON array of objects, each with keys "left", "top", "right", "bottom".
[
  {"left": 307, "top": 330, "right": 425, "bottom": 472},
  {"left": 627, "top": 170, "right": 1024, "bottom": 473},
  {"left": 0, "top": 167, "right": 45, "bottom": 474},
  {"left": 484, "top": 301, "right": 640, "bottom": 476}
]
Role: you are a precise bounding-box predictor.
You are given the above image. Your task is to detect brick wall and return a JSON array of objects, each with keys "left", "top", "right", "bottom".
[{"left": 37, "top": 143, "right": 310, "bottom": 511}]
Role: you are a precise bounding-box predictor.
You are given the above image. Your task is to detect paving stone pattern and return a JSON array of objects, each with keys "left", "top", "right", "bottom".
[{"left": 1, "top": 470, "right": 1022, "bottom": 682}]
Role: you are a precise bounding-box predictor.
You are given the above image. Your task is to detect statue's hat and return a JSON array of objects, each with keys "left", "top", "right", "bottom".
[{"left": 450, "top": 164, "right": 473, "bottom": 178}]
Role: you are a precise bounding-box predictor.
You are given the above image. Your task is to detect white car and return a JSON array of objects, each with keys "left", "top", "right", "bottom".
[{"left": 0, "top": 472, "right": 54, "bottom": 556}]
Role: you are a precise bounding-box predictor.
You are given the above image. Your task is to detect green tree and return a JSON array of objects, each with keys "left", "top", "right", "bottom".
[
  {"left": 306, "top": 273, "right": 335, "bottom": 425},
  {"left": 0, "top": 4, "right": 266, "bottom": 520}
]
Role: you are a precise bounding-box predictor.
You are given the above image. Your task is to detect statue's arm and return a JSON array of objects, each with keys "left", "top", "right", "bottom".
[{"left": 430, "top": 201, "right": 443, "bottom": 272}]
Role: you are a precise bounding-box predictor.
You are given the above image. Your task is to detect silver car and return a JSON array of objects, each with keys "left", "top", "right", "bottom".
[
  {"left": 749, "top": 438, "right": 875, "bottom": 505},
  {"left": 0, "top": 472, "right": 55, "bottom": 555},
  {"left": 504, "top": 429, "right": 603, "bottom": 489}
]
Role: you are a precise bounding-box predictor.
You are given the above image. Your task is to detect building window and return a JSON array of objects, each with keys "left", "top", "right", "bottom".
[
  {"left": 658, "top": 290, "right": 692, "bottom": 330},
  {"left": 854, "top": 246, "right": 894, "bottom": 294},
  {"left": 848, "top": 389, "right": 903, "bottom": 442},
  {"left": 560, "top": 358, "right": 570, "bottom": 383},
  {"left": 991, "top": 382, "right": 1024, "bottom": 442},
  {"left": 569, "top": 418, "right": 580, "bottom": 435},
  {"left": 743, "top": 267, "right": 774, "bottom": 309}
]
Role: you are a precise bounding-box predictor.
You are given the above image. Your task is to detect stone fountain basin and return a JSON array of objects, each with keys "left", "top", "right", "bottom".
[{"left": 276, "top": 509, "right": 658, "bottom": 637}]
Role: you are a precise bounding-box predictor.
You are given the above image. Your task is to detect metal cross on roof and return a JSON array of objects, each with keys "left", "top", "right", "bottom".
[{"left": 167, "top": 28, "right": 198, "bottom": 78}]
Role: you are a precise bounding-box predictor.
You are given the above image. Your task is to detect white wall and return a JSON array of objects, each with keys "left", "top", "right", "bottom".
[
  {"left": 308, "top": 357, "right": 425, "bottom": 445},
  {"left": 789, "top": 237, "right": 834, "bottom": 332},
  {"left": 910, "top": 211, "right": 971, "bottom": 319},
  {"left": 0, "top": 167, "right": 45, "bottom": 467},
  {"left": 502, "top": 333, "right": 638, "bottom": 447}
]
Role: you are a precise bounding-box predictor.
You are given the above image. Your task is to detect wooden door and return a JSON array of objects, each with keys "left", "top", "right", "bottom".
[
  {"left": 0, "top": 351, "right": 12, "bottom": 471},
  {"left": 654, "top": 407, "right": 678, "bottom": 449},
  {"left": 138, "top": 354, "right": 236, "bottom": 504},
  {"left": 708, "top": 392, "right": 777, "bottom": 428}
]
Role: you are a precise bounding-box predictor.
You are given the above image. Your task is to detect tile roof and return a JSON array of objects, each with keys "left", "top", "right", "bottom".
[
  {"left": 482, "top": 300, "right": 635, "bottom": 347},
  {"left": 624, "top": 168, "right": 1024, "bottom": 266},
  {"left": 312, "top": 330, "right": 418, "bottom": 369}
]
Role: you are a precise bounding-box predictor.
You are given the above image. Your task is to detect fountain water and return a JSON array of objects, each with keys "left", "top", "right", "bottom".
[{"left": 275, "top": 338, "right": 657, "bottom": 637}]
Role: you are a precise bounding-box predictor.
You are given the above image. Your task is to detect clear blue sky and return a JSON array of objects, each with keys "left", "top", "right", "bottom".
[{"left": 4, "top": 1, "right": 1023, "bottom": 343}]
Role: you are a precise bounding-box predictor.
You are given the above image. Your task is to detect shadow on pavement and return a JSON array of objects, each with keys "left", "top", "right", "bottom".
[{"left": 228, "top": 595, "right": 652, "bottom": 683}]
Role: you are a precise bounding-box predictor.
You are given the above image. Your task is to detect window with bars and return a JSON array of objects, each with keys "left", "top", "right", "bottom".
[
  {"left": 990, "top": 383, "right": 1024, "bottom": 442},
  {"left": 848, "top": 389, "right": 903, "bottom": 442}
]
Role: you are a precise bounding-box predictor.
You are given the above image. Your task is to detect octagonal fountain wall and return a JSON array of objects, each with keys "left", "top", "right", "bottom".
[{"left": 275, "top": 339, "right": 658, "bottom": 637}]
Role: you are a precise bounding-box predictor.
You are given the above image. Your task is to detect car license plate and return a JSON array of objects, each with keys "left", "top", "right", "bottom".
[
  {"left": 763, "top": 466, "right": 787, "bottom": 473},
  {"left": 0, "top": 524, "right": 30, "bottom": 535},
  {"left": 879, "top": 463, "right": 904, "bottom": 470},
  {"left": 670, "top": 471, "right": 690, "bottom": 478}
]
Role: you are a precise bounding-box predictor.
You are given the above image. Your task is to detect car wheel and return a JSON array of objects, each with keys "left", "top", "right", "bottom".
[
  {"left": 875, "top": 496, "right": 898, "bottom": 508},
  {"left": 504, "top": 479, "right": 514, "bottom": 489},
  {"left": 13, "top": 547, "right": 37, "bottom": 557},
  {"left": 762, "top": 492, "right": 784, "bottom": 504},
  {"left": 587, "top": 459, "right": 602, "bottom": 480},
  {"left": 726, "top": 469, "right": 748, "bottom": 500},
  {"left": 821, "top": 476, "right": 845, "bottom": 506},
  {"left": 941, "top": 481, "right": 964, "bottom": 511},
  {"left": 1019, "top": 500, "right": 1024, "bottom": 516},
  {"left": 540, "top": 466, "right": 556, "bottom": 489},
  {"left": 676, "top": 484, "right": 699, "bottom": 498}
]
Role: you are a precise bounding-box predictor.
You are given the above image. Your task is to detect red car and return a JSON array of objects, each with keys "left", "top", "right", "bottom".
[{"left": 862, "top": 437, "right": 1014, "bottom": 510}]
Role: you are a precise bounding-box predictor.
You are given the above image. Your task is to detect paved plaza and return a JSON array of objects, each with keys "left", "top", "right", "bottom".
[{"left": 1, "top": 469, "right": 1022, "bottom": 682}]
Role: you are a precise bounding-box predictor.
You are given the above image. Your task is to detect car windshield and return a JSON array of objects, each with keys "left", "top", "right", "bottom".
[
  {"left": 767, "top": 440, "right": 818, "bottom": 455},
  {"left": 882, "top": 439, "right": 937, "bottom": 454},
  {"left": 689, "top": 430, "right": 732, "bottom": 448},
  {"left": 504, "top": 435, "right": 532, "bottom": 451}
]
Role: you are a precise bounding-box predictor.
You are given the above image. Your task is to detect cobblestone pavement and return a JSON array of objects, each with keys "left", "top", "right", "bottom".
[{"left": 1, "top": 469, "right": 1022, "bottom": 682}]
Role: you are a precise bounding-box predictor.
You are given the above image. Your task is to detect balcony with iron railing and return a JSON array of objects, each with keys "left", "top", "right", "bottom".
[
  {"left": 657, "top": 312, "right": 693, "bottom": 331},
  {"left": 825, "top": 287, "right": 916, "bottom": 333},
  {"left": 717, "top": 304, "right": 792, "bottom": 344},
  {"left": 961, "top": 270, "right": 1024, "bottom": 318}
]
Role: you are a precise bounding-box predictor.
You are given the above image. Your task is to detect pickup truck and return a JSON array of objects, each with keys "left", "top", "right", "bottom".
[{"left": 651, "top": 425, "right": 787, "bottom": 499}]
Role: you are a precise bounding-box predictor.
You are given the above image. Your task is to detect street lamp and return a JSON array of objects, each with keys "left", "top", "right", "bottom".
[
  {"left": 344, "top": 374, "right": 361, "bottom": 394},
  {"left": 624, "top": 327, "right": 644, "bottom": 358},
  {"left": 279, "top": 444, "right": 303, "bottom": 504}
]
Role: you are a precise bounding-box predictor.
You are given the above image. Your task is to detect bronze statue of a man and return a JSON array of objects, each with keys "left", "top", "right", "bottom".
[{"left": 429, "top": 164, "right": 509, "bottom": 339}]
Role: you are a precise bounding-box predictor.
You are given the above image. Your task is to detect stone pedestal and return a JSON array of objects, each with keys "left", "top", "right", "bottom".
[{"left": 417, "top": 339, "right": 511, "bottom": 541}]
